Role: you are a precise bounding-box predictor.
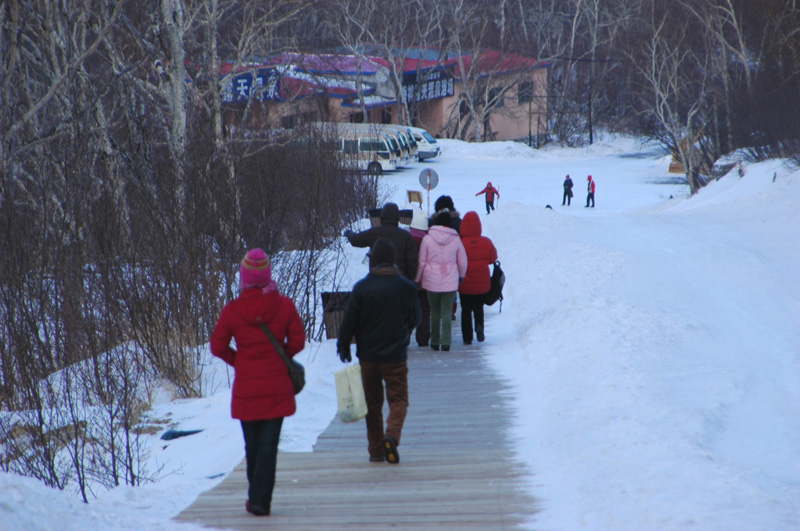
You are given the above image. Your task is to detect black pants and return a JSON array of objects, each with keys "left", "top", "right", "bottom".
[
  {"left": 460, "top": 293, "right": 486, "bottom": 343},
  {"left": 415, "top": 289, "right": 431, "bottom": 346},
  {"left": 241, "top": 417, "right": 284, "bottom": 510},
  {"left": 485, "top": 200, "right": 495, "bottom": 214},
  {"left": 562, "top": 190, "right": 572, "bottom": 205},
  {"left": 586, "top": 193, "right": 595, "bottom": 207}
]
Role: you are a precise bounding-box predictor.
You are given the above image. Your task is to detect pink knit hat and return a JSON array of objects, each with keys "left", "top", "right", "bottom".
[{"left": 240, "top": 248, "right": 272, "bottom": 288}]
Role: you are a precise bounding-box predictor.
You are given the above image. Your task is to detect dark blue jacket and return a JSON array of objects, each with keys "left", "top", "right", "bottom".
[{"left": 337, "top": 266, "right": 421, "bottom": 364}]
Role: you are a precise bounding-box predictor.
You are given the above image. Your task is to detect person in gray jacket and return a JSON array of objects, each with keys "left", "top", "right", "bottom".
[{"left": 343, "top": 202, "right": 418, "bottom": 279}]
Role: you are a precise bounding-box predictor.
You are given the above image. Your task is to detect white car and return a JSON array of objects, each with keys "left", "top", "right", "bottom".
[{"left": 406, "top": 126, "right": 441, "bottom": 161}]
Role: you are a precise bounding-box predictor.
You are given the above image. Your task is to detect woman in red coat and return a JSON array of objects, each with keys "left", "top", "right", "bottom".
[
  {"left": 210, "top": 248, "right": 305, "bottom": 517},
  {"left": 458, "top": 211, "right": 498, "bottom": 344}
]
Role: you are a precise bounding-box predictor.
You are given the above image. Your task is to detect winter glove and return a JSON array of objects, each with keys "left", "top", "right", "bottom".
[
  {"left": 338, "top": 343, "right": 352, "bottom": 363},
  {"left": 343, "top": 229, "right": 354, "bottom": 238}
]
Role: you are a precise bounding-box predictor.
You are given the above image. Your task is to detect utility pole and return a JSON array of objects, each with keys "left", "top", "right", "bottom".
[{"left": 555, "top": 56, "right": 624, "bottom": 146}]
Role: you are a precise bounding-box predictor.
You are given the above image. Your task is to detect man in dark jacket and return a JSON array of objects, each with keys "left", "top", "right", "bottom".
[
  {"left": 343, "top": 202, "right": 418, "bottom": 279},
  {"left": 562, "top": 174, "right": 573, "bottom": 206},
  {"left": 337, "top": 238, "right": 421, "bottom": 464}
]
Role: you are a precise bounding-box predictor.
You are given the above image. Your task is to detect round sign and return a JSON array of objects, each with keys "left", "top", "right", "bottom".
[{"left": 419, "top": 168, "right": 439, "bottom": 190}]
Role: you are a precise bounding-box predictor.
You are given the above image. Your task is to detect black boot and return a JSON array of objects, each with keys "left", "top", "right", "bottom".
[{"left": 476, "top": 325, "right": 485, "bottom": 343}]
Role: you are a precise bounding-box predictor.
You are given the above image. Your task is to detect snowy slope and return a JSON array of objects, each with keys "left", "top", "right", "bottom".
[{"left": 2, "top": 134, "right": 798, "bottom": 531}]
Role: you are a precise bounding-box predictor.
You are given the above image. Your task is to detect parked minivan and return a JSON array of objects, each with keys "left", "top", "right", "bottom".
[
  {"left": 406, "top": 126, "right": 441, "bottom": 161},
  {"left": 347, "top": 123, "right": 411, "bottom": 168},
  {"left": 383, "top": 125, "right": 420, "bottom": 163},
  {"left": 313, "top": 123, "right": 397, "bottom": 175}
]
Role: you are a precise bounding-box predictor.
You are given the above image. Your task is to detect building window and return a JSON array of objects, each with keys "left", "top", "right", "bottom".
[
  {"left": 281, "top": 114, "right": 297, "bottom": 129},
  {"left": 488, "top": 87, "right": 504, "bottom": 108},
  {"left": 518, "top": 81, "right": 533, "bottom": 104},
  {"left": 300, "top": 111, "right": 318, "bottom": 124}
]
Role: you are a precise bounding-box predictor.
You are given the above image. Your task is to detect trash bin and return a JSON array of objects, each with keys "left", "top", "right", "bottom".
[
  {"left": 321, "top": 291, "right": 353, "bottom": 340},
  {"left": 368, "top": 208, "right": 381, "bottom": 228}
]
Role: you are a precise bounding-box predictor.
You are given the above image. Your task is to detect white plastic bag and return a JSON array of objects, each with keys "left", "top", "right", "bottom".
[{"left": 335, "top": 364, "right": 367, "bottom": 423}]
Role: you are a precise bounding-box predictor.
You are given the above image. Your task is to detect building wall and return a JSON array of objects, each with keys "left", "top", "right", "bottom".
[
  {"left": 430, "top": 68, "right": 548, "bottom": 142},
  {"left": 220, "top": 63, "right": 548, "bottom": 144}
]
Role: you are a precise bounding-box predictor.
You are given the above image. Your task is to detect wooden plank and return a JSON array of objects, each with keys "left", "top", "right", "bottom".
[{"left": 175, "top": 323, "right": 539, "bottom": 530}]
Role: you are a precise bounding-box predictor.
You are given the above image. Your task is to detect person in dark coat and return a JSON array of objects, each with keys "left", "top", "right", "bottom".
[
  {"left": 458, "top": 212, "right": 498, "bottom": 344},
  {"left": 475, "top": 182, "right": 500, "bottom": 214},
  {"left": 429, "top": 195, "right": 462, "bottom": 234},
  {"left": 210, "top": 249, "right": 305, "bottom": 517},
  {"left": 344, "top": 202, "right": 418, "bottom": 279},
  {"left": 409, "top": 209, "right": 431, "bottom": 347},
  {"left": 562, "top": 174, "right": 574, "bottom": 206},
  {"left": 338, "top": 238, "right": 421, "bottom": 464},
  {"left": 586, "top": 175, "right": 595, "bottom": 207}
]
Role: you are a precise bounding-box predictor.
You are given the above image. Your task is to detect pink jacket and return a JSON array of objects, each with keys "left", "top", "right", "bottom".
[{"left": 415, "top": 225, "right": 468, "bottom": 293}]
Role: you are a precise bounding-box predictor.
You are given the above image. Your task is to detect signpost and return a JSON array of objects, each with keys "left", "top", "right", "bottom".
[{"left": 418, "top": 168, "right": 439, "bottom": 215}]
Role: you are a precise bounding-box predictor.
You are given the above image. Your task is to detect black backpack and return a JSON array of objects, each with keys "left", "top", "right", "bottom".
[{"left": 484, "top": 261, "right": 505, "bottom": 311}]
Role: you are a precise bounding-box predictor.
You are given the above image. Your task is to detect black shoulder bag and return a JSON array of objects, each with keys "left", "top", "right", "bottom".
[
  {"left": 259, "top": 323, "right": 305, "bottom": 394},
  {"left": 484, "top": 261, "right": 506, "bottom": 312}
]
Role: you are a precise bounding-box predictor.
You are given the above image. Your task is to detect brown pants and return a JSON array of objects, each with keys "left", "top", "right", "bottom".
[{"left": 359, "top": 360, "right": 409, "bottom": 459}]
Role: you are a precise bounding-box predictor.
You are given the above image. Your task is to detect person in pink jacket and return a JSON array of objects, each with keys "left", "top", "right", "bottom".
[{"left": 415, "top": 211, "right": 468, "bottom": 351}]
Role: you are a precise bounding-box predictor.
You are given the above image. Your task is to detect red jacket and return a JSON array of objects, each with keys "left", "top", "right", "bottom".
[
  {"left": 476, "top": 184, "right": 500, "bottom": 202},
  {"left": 458, "top": 211, "right": 498, "bottom": 295},
  {"left": 210, "top": 287, "right": 305, "bottom": 421}
]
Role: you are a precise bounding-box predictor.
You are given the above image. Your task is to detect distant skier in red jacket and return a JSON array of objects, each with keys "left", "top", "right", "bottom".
[
  {"left": 210, "top": 248, "right": 305, "bottom": 517},
  {"left": 475, "top": 181, "right": 500, "bottom": 215}
]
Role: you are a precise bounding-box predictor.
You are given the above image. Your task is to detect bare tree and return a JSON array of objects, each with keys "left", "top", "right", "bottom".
[{"left": 628, "top": 1, "right": 716, "bottom": 193}]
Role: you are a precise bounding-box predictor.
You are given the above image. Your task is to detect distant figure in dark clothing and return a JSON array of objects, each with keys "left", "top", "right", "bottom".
[
  {"left": 562, "top": 175, "right": 573, "bottom": 206},
  {"left": 343, "top": 202, "right": 418, "bottom": 279},
  {"left": 337, "top": 238, "right": 421, "bottom": 464},
  {"left": 476, "top": 182, "right": 500, "bottom": 214}
]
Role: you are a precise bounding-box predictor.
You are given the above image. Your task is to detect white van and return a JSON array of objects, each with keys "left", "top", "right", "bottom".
[
  {"left": 406, "top": 126, "right": 441, "bottom": 161},
  {"left": 313, "top": 123, "right": 397, "bottom": 175},
  {"left": 346, "top": 123, "right": 411, "bottom": 168},
  {"left": 383, "top": 125, "right": 420, "bottom": 163}
]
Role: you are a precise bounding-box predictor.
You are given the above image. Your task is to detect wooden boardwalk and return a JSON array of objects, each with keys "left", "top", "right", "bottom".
[{"left": 175, "top": 333, "right": 539, "bottom": 530}]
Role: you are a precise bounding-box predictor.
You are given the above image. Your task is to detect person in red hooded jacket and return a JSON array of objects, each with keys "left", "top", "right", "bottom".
[
  {"left": 210, "top": 248, "right": 305, "bottom": 517},
  {"left": 475, "top": 181, "right": 500, "bottom": 215},
  {"left": 458, "top": 211, "right": 498, "bottom": 344},
  {"left": 586, "top": 175, "right": 595, "bottom": 207}
]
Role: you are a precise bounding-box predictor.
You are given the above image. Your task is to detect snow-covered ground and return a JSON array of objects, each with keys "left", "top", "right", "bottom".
[{"left": 2, "top": 133, "right": 798, "bottom": 530}]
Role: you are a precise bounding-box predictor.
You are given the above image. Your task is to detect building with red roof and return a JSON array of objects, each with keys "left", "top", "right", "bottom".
[{"left": 206, "top": 48, "right": 550, "bottom": 142}]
